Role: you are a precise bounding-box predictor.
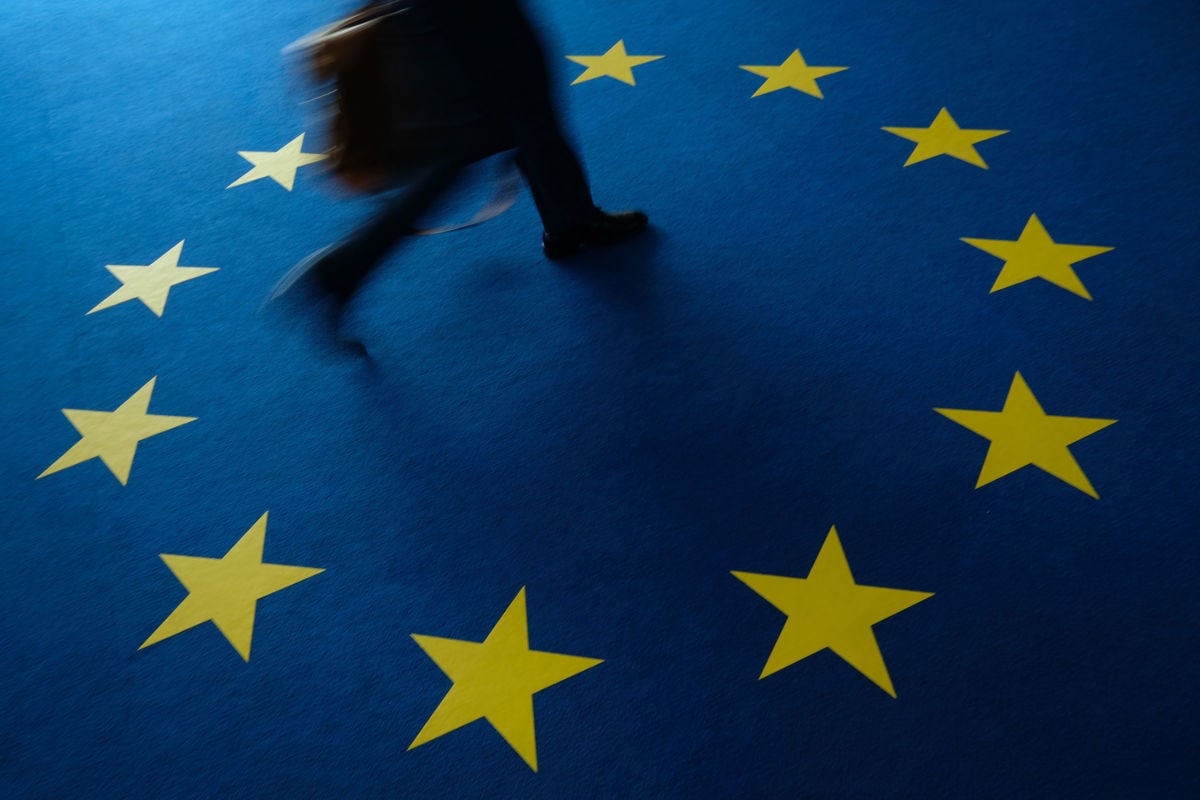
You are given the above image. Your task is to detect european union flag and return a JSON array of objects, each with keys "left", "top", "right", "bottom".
[{"left": 3, "top": 0, "right": 1197, "bottom": 796}]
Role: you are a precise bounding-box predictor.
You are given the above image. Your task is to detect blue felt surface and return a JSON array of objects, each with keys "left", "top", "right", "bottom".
[{"left": 2, "top": 0, "right": 1198, "bottom": 797}]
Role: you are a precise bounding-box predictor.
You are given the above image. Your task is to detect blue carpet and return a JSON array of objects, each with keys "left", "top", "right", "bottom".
[{"left": 2, "top": 0, "right": 1198, "bottom": 796}]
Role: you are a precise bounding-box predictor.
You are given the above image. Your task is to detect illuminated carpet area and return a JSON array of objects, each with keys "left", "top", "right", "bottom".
[{"left": 1, "top": 0, "right": 1198, "bottom": 796}]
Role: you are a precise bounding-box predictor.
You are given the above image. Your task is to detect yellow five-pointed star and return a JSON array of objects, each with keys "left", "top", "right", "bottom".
[
  {"left": 935, "top": 372, "right": 1116, "bottom": 498},
  {"left": 740, "top": 50, "right": 848, "bottom": 98},
  {"left": 88, "top": 241, "right": 218, "bottom": 317},
  {"left": 227, "top": 133, "right": 327, "bottom": 191},
  {"left": 962, "top": 214, "right": 1114, "bottom": 299},
  {"left": 733, "top": 527, "right": 932, "bottom": 698},
  {"left": 566, "top": 40, "right": 664, "bottom": 86},
  {"left": 883, "top": 107, "right": 1008, "bottom": 168},
  {"left": 409, "top": 588, "right": 603, "bottom": 771},
  {"left": 38, "top": 378, "right": 196, "bottom": 485},
  {"left": 140, "top": 512, "right": 323, "bottom": 661}
]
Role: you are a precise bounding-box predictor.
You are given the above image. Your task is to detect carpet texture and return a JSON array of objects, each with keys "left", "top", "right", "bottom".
[{"left": 1, "top": 0, "right": 1197, "bottom": 796}]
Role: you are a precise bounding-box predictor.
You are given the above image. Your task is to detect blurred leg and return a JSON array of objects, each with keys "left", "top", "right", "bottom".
[{"left": 318, "top": 153, "right": 467, "bottom": 297}]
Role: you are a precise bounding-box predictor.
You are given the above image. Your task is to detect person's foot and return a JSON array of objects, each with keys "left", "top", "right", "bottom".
[
  {"left": 269, "top": 243, "right": 347, "bottom": 302},
  {"left": 266, "top": 243, "right": 367, "bottom": 357},
  {"left": 542, "top": 208, "right": 649, "bottom": 260}
]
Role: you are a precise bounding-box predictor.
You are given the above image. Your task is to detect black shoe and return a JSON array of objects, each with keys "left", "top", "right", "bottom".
[{"left": 542, "top": 208, "right": 649, "bottom": 261}]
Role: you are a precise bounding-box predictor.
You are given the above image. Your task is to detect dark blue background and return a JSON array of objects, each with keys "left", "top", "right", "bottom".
[{"left": 2, "top": 1, "right": 1197, "bottom": 796}]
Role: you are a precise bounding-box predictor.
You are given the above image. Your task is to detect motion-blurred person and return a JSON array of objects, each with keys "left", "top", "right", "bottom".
[{"left": 274, "top": 0, "right": 649, "bottom": 341}]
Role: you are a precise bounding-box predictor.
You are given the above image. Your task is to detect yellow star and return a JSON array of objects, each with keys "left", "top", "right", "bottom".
[
  {"left": 733, "top": 527, "right": 932, "bottom": 698},
  {"left": 935, "top": 372, "right": 1116, "bottom": 498},
  {"left": 961, "top": 214, "right": 1114, "bottom": 299},
  {"left": 87, "top": 241, "right": 218, "bottom": 317},
  {"left": 882, "top": 107, "right": 1008, "bottom": 168},
  {"left": 409, "top": 588, "right": 603, "bottom": 771},
  {"left": 38, "top": 378, "right": 196, "bottom": 485},
  {"left": 140, "top": 512, "right": 323, "bottom": 661},
  {"left": 740, "top": 50, "right": 848, "bottom": 98},
  {"left": 566, "top": 40, "right": 664, "bottom": 86},
  {"left": 227, "top": 133, "right": 327, "bottom": 191}
]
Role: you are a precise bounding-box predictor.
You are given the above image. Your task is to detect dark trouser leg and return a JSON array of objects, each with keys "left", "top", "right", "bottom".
[
  {"left": 511, "top": 112, "right": 596, "bottom": 237},
  {"left": 320, "top": 152, "right": 466, "bottom": 297},
  {"left": 429, "top": 0, "right": 597, "bottom": 237},
  {"left": 501, "top": 14, "right": 597, "bottom": 237}
]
